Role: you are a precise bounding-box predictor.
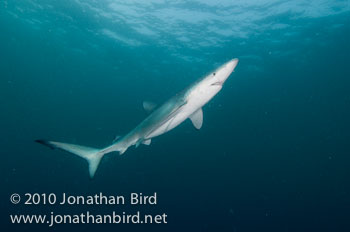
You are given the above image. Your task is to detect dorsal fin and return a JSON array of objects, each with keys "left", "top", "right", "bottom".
[
  {"left": 143, "top": 101, "right": 157, "bottom": 113},
  {"left": 189, "top": 108, "right": 203, "bottom": 129},
  {"left": 113, "top": 135, "right": 121, "bottom": 143}
]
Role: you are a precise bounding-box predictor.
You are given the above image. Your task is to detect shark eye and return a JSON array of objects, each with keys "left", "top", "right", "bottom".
[{"left": 213, "top": 72, "right": 216, "bottom": 76}]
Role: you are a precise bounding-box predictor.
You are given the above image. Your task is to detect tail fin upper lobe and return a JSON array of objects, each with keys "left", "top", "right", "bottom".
[{"left": 36, "top": 140, "right": 106, "bottom": 178}]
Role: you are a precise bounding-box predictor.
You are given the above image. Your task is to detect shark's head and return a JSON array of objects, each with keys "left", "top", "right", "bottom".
[
  {"left": 188, "top": 58, "right": 239, "bottom": 105},
  {"left": 210, "top": 58, "right": 239, "bottom": 86}
]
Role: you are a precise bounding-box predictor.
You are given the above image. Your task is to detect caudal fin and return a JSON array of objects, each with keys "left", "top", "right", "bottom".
[{"left": 35, "top": 140, "right": 106, "bottom": 178}]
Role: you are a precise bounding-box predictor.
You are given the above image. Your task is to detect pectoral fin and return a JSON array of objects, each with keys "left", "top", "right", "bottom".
[{"left": 189, "top": 108, "right": 203, "bottom": 130}]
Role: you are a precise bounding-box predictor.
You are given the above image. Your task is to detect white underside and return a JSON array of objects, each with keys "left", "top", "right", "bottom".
[{"left": 146, "top": 83, "right": 222, "bottom": 139}]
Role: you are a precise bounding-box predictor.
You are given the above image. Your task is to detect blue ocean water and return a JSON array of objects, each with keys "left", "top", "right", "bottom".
[{"left": 1, "top": 0, "right": 350, "bottom": 231}]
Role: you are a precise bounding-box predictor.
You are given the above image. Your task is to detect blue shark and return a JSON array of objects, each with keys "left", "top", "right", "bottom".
[{"left": 36, "top": 59, "right": 239, "bottom": 178}]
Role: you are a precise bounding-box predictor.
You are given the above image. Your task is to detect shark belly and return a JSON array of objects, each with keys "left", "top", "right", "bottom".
[
  {"left": 145, "top": 89, "right": 214, "bottom": 139},
  {"left": 145, "top": 110, "right": 189, "bottom": 139}
]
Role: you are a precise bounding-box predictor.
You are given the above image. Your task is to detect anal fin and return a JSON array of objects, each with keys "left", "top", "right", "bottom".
[{"left": 142, "top": 139, "right": 151, "bottom": 146}]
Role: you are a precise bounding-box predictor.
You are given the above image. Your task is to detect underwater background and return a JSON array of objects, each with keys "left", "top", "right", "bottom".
[{"left": 1, "top": 0, "right": 350, "bottom": 231}]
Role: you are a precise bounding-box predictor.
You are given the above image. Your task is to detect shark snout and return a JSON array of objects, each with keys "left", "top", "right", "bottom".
[
  {"left": 226, "top": 58, "right": 239, "bottom": 73},
  {"left": 215, "top": 58, "right": 239, "bottom": 84}
]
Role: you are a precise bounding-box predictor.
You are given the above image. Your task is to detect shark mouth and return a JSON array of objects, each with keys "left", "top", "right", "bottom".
[{"left": 211, "top": 81, "right": 223, "bottom": 86}]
